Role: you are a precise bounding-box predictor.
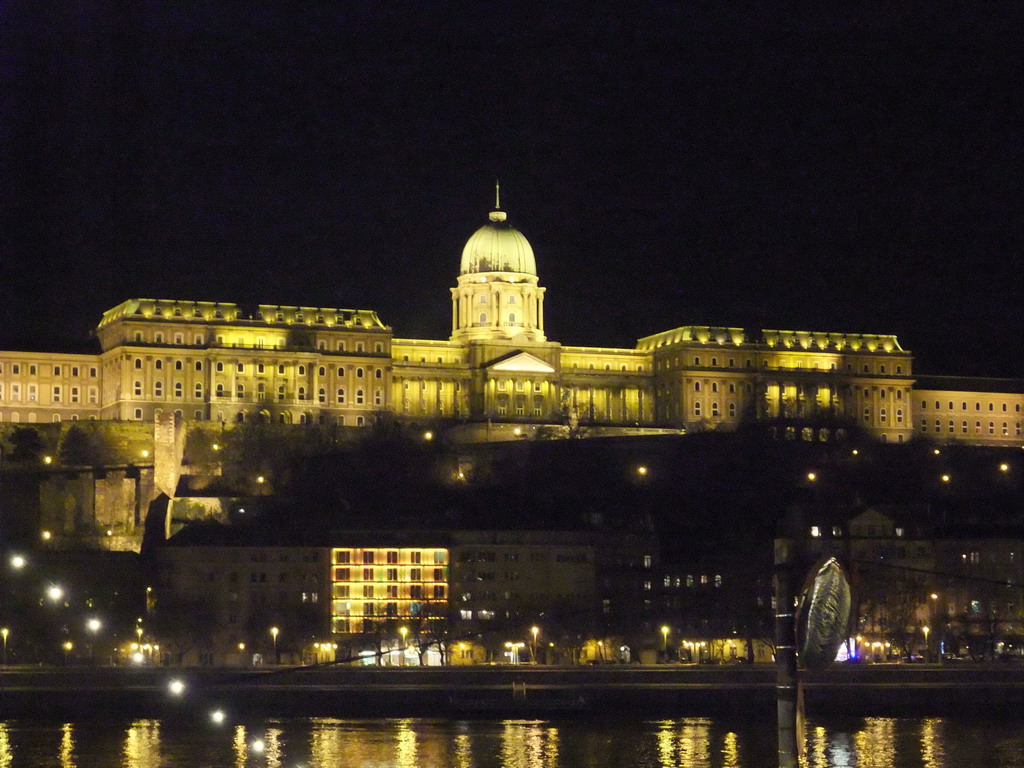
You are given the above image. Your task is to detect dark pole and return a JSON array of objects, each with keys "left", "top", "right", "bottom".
[{"left": 774, "top": 536, "right": 799, "bottom": 768}]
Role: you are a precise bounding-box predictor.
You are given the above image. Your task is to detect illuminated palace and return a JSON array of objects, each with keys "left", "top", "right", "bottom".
[{"left": 0, "top": 200, "right": 1021, "bottom": 445}]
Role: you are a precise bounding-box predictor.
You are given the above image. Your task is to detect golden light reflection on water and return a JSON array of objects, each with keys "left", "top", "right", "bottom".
[
  {"left": 921, "top": 718, "right": 944, "bottom": 768},
  {"left": 500, "top": 720, "right": 559, "bottom": 768},
  {"left": 808, "top": 725, "right": 828, "bottom": 768},
  {"left": 396, "top": 718, "right": 418, "bottom": 768},
  {"left": 233, "top": 725, "right": 247, "bottom": 768},
  {"left": 656, "top": 718, "right": 712, "bottom": 768},
  {"left": 122, "top": 720, "right": 160, "bottom": 768},
  {"left": 721, "top": 731, "right": 740, "bottom": 768},
  {"left": 454, "top": 732, "right": 472, "bottom": 768},
  {"left": 309, "top": 720, "right": 345, "bottom": 765},
  {"left": 263, "top": 727, "right": 283, "bottom": 768},
  {"left": 853, "top": 718, "right": 896, "bottom": 768},
  {"left": 59, "top": 723, "right": 74, "bottom": 768},
  {"left": 0, "top": 723, "right": 11, "bottom": 768}
]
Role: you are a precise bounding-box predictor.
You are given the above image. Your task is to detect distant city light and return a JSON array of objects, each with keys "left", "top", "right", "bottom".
[
  {"left": 1000, "top": 463, "right": 1010, "bottom": 472},
  {"left": 210, "top": 709, "right": 226, "bottom": 725},
  {"left": 212, "top": 443, "right": 220, "bottom": 451},
  {"left": 251, "top": 740, "right": 265, "bottom": 754},
  {"left": 9, "top": 554, "right": 26, "bottom": 570},
  {"left": 46, "top": 585, "right": 64, "bottom": 602},
  {"left": 256, "top": 475, "right": 265, "bottom": 484},
  {"left": 941, "top": 474, "right": 951, "bottom": 483},
  {"left": 140, "top": 449, "right": 150, "bottom": 458},
  {"left": 168, "top": 679, "right": 186, "bottom": 696},
  {"left": 637, "top": 465, "right": 648, "bottom": 476},
  {"left": 851, "top": 449, "right": 859, "bottom": 455},
  {"left": 807, "top": 472, "right": 817, "bottom": 482},
  {"left": 933, "top": 449, "right": 941, "bottom": 455},
  {"left": 86, "top": 617, "right": 102, "bottom": 633},
  {"left": 43, "top": 455, "right": 53, "bottom": 465},
  {"left": 41, "top": 530, "right": 52, "bottom": 541},
  {"left": 424, "top": 431, "right": 433, "bottom": 441}
]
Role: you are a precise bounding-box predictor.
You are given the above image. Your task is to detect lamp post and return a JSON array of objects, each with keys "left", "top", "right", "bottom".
[
  {"left": 270, "top": 626, "right": 280, "bottom": 664},
  {"left": 1, "top": 628, "right": 8, "bottom": 666},
  {"left": 922, "top": 626, "right": 930, "bottom": 663},
  {"left": 661, "top": 625, "right": 670, "bottom": 661},
  {"left": 86, "top": 617, "right": 102, "bottom": 665},
  {"left": 399, "top": 626, "right": 408, "bottom": 666},
  {"left": 530, "top": 625, "right": 540, "bottom": 664},
  {"left": 63, "top": 640, "right": 73, "bottom": 665}
]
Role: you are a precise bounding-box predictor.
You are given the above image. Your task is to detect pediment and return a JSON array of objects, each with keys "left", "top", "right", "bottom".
[{"left": 488, "top": 351, "right": 556, "bottom": 374}]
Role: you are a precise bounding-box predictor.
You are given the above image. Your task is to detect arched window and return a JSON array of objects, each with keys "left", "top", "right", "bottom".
[
  {"left": 155, "top": 360, "right": 163, "bottom": 370},
  {"left": 375, "top": 369, "right": 382, "bottom": 379},
  {"left": 336, "top": 388, "right": 345, "bottom": 404},
  {"left": 174, "top": 382, "right": 183, "bottom": 398},
  {"left": 318, "top": 387, "right": 326, "bottom": 403},
  {"left": 509, "top": 313, "right": 516, "bottom": 323},
  {"left": 356, "top": 389, "right": 364, "bottom": 405},
  {"left": 694, "top": 382, "right": 701, "bottom": 392},
  {"left": 134, "top": 358, "right": 142, "bottom": 369},
  {"left": 297, "top": 386, "right": 306, "bottom": 400},
  {"left": 319, "top": 366, "right": 326, "bottom": 376},
  {"left": 480, "top": 313, "right": 488, "bottom": 324}
]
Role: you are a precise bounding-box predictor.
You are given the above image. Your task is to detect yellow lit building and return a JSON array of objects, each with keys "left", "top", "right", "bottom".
[{"left": 0, "top": 199, "right": 1021, "bottom": 445}]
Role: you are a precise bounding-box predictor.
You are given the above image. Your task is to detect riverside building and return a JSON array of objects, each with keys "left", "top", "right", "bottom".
[{"left": 0, "top": 198, "right": 1021, "bottom": 445}]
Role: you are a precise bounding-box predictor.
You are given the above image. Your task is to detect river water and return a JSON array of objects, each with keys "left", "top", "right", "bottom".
[{"left": 0, "top": 715, "right": 1021, "bottom": 767}]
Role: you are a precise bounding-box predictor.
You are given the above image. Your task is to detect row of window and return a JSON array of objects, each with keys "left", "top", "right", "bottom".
[
  {"left": 658, "top": 356, "right": 905, "bottom": 375},
  {"left": 0, "top": 363, "right": 98, "bottom": 378},
  {"left": 920, "top": 419, "right": 1021, "bottom": 436},
  {"left": 132, "top": 380, "right": 384, "bottom": 406},
  {"left": 920, "top": 400, "right": 1021, "bottom": 413},
  {"left": 133, "top": 358, "right": 386, "bottom": 379},
  {"left": 131, "top": 329, "right": 385, "bottom": 352},
  {"left": 0, "top": 384, "right": 99, "bottom": 404}
]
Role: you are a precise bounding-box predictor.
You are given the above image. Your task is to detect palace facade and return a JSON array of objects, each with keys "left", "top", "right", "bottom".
[{"left": 0, "top": 202, "right": 1021, "bottom": 445}]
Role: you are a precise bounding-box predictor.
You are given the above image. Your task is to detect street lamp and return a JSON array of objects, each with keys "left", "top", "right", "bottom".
[
  {"left": 922, "top": 626, "right": 930, "bottom": 662},
  {"left": 270, "top": 626, "right": 280, "bottom": 663},
  {"left": 661, "top": 626, "right": 670, "bottom": 659},
  {"left": 63, "top": 640, "right": 73, "bottom": 664},
  {"left": 399, "top": 626, "right": 408, "bottom": 666},
  {"left": 86, "top": 617, "right": 102, "bottom": 664},
  {"left": 637, "top": 465, "right": 648, "bottom": 477},
  {"left": 46, "top": 585, "right": 64, "bottom": 603},
  {"left": 1, "top": 627, "right": 8, "bottom": 665},
  {"left": 531, "top": 625, "right": 540, "bottom": 663},
  {"left": 9, "top": 554, "right": 26, "bottom": 570}
]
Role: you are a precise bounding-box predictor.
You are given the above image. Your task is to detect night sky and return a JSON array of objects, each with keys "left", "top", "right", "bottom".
[{"left": 2, "top": 4, "right": 1021, "bottom": 377}]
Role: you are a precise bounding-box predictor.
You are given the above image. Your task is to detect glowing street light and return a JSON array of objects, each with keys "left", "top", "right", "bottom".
[
  {"left": 210, "top": 709, "right": 226, "bottom": 725},
  {"left": 46, "top": 585, "right": 64, "bottom": 603},
  {"left": 661, "top": 625, "right": 670, "bottom": 656},
  {"left": 423, "top": 431, "right": 433, "bottom": 441},
  {"left": 43, "top": 455, "right": 53, "bottom": 465},
  {"left": 399, "top": 626, "right": 408, "bottom": 665},
  {"left": 1, "top": 627, "right": 8, "bottom": 665},
  {"left": 941, "top": 474, "right": 951, "bottom": 483},
  {"left": 637, "top": 465, "right": 648, "bottom": 477},
  {"left": 9, "top": 554, "right": 26, "bottom": 570},
  {"left": 140, "top": 449, "right": 150, "bottom": 459},
  {"left": 807, "top": 472, "right": 817, "bottom": 482},
  {"left": 63, "top": 640, "right": 73, "bottom": 664},
  {"left": 1000, "top": 463, "right": 1010, "bottom": 472},
  {"left": 168, "top": 678, "right": 186, "bottom": 697},
  {"left": 86, "top": 617, "right": 102, "bottom": 634},
  {"left": 922, "top": 626, "right": 930, "bottom": 661},
  {"left": 531, "top": 625, "right": 540, "bottom": 663},
  {"left": 256, "top": 475, "right": 266, "bottom": 484},
  {"left": 270, "top": 626, "right": 280, "bottom": 663},
  {"left": 41, "top": 530, "right": 52, "bottom": 541}
]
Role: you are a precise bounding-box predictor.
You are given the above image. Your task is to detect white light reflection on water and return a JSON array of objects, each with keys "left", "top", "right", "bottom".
[
  {"left": 59, "top": 723, "right": 74, "bottom": 768},
  {"left": 122, "top": 720, "right": 160, "bottom": 768}
]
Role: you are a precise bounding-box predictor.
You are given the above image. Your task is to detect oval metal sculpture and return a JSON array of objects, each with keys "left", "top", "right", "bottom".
[{"left": 799, "top": 557, "right": 851, "bottom": 671}]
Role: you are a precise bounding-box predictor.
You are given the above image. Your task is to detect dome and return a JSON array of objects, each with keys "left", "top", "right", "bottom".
[{"left": 459, "top": 209, "right": 537, "bottom": 276}]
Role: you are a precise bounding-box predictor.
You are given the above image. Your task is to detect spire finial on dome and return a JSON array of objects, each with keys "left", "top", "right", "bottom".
[{"left": 489, "top": 179, "right": 507, "bottom": 222}]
